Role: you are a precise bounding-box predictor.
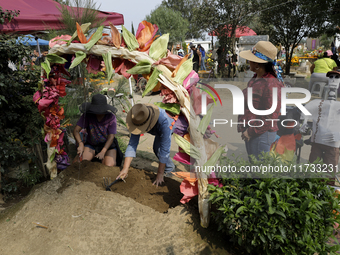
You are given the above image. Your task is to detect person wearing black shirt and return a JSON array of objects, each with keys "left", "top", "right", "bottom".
[{"left": 190, "top": 44, "right": 201, "bottom": 73}]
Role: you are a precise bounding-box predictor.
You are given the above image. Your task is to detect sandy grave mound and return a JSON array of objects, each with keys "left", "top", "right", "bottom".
[{"left": 0, "top": 161, "right": 231, "bottom": 255}]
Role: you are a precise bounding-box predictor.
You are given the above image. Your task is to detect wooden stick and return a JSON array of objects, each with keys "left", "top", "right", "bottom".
[{"left": 32, "top": 222, "right": 48, "bottom": 229}]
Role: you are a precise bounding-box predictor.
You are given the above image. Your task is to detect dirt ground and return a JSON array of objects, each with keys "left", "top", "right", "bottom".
[{"left": 0, "top": 161, "right": 232, "bottom": 255}]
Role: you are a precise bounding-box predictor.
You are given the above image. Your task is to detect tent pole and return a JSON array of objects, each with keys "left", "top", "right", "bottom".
[
  {"left": 36, "top": 37, "right": 41, "bottom": 57},
  {"left": 128, "top": 77, "right": 134, "bottom": 106}
]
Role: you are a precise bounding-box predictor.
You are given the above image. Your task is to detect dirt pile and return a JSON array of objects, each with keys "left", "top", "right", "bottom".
[{"left": 0, "top": 161, "right": 230, "bottom": 255}]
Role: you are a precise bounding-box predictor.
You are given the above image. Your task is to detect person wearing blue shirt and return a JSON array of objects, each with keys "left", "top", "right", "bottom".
[
  {"left": 198, "top": 44, "right": 206, "bottom": 71},
  {"left": 116, "top": 103, "right": 176, "bottom": 186}
]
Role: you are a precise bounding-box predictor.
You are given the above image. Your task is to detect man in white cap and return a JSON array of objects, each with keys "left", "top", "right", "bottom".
[{"left": 116, "top": 103, "right": 176, "bottom": 186}]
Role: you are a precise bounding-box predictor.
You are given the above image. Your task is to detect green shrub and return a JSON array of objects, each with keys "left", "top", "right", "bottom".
[
  {"left": 0, "top": 34, "right": 44, "bottom": 171},
  {"left": 88, "top": 71, "right": 105, "bottom": 80},
  {"left": 208, "top": 155, "right": 340, "bottom": 255}
]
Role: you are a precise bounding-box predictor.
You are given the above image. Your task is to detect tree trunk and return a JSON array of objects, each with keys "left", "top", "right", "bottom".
[
  {"left": 284, "top": 43, "right": 292, "bottom": 75},
  {"left": 0, "top": 164, "right": 3, "bottom": 204}
]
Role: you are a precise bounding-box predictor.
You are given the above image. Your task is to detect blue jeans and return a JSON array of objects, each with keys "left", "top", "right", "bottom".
[
  {"left": 245, "top": 131, "right": 276, "bottom": 161},
  {"left": 201, "top": 57, "right": 206, "bottom": 70},
  {"left": 153, "top": 114, "right": 176, "bottom": 174}
]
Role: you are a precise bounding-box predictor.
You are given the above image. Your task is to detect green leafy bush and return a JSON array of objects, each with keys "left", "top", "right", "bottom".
[
  {"left": 0, "top": 34, "right": 44, "bottom": 193},
  {"left": 88, "top": 71, "right": 105, "bottom": 80},
  {"left": 208, "top": 155, "right": 340, "bottom": 255}
]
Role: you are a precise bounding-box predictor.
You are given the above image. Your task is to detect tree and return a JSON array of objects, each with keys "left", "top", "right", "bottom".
[
  {"left": 145, "top": 6, "right": 189, "bottom": 46},
  {"left": 161, "top": 0, "right": 202, "bottom": 39},
  {"left": 196, "top": 0, "right": 257, "bottom": 77},
  {"left": 258, "top": 0, "right": 333, "bottom": 74},
  {"left": 324, "top": 0, "right": 340, "bottom": 37}
]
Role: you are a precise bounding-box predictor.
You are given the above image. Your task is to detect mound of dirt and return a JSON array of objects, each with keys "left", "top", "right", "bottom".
[
  {"left": 58, "top": 161, "right": 183, "bottom": 213},
  {"left": 0, "top": 161, "right": 232, "bottom": 255}
]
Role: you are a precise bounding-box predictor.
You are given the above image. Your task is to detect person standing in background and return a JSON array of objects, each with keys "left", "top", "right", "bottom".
[
  {"left": 309, "top": 50, "right": 338, "bottom": 91},
  {"left": 198, "top": 44, "right": 206, "bottom": 70},
  {"left": 190, "top": 43, "right": 201, "bottom": 73},
  {"left": 238, "top": 41, "right": 284, "bottom": 160}
]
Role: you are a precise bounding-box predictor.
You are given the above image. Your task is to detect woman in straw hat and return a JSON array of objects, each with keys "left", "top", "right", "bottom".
[
  {"left": 116, "top": 103, "right": 176, "bottom": 186},
  {"left": 73, "top": 94, "right": 122, "bottom": 166},
  {"left": 238, "top": 41, "right": 285, "bottom": 160}
]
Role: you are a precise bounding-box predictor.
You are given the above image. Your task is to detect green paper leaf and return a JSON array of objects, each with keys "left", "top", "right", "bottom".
[
  {"left": 84, "top": 26, "right": 104, "bottom": 51},
  {"left": 198, "top": 105, "right": 214, "bottom": 135},
  {"left": 142, "top": 68, "right": 162, "bottom": 97},
  {"left": 126, "top": 59, "right": 152, "bottom": 75},
  {"left": 203, "top": 146, "right": 224, "bottom": 167},
  {"left": 173, "top": 58, "right": 193, "bottom": 85},
  {"left": 122, "top": 25, "right": 139, "bottom": 51},
  {"left": 46, "top": 54, "right": 67, "bottom": 64},
  {"left": 154, "top": 102, "right": 181, "bottom": 115},
  {"left": 149, "top": 33, "right": 169, "bottom": 61},
  {"left": 50, "top": 149, "right": 58, "bottom": 162},
  {"left": 70, "top": 51, "right": 87, "bottom": 69},
  {"left": 173, "top": 133, "right": 200, "bottom": 160},
  {"left": 41, "top": 58, "right": 51, "bottom": 79},
  {"left": 102, "top": 52, "right": 114, "bottom": 84}
]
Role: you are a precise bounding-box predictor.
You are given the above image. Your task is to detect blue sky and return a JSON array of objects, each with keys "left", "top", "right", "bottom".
[{"left": 97, "top": 0, "right": 163, "bottom": 31}]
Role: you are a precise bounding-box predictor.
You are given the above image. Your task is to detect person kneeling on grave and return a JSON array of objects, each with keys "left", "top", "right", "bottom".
[
  {"left": 73, "top": 94, "right": 123, "bottom": 167},
  {"left": 116, "top": 103, "right": 177, "bottom": 186}
]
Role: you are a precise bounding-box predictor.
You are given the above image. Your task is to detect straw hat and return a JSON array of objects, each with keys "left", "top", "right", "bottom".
[
  {"left": 80, "top": 94, "right": 117, "bottom": 115},
  {"left": 126, "top": 103, "right": 160, "bottom": 135},
  {"left": 239, "top": 41, "right": 277, "bottom": 63}
]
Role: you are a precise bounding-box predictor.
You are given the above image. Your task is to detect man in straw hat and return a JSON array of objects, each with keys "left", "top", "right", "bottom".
[
  {"left": 73, "top": 93, "right": 123, "bottom": 167},
  {"left": 116, "top": 103, "right": 176, "bottom": 186},
  {"left": 238, "top": 41, "right": 284, "bottom": 160}
]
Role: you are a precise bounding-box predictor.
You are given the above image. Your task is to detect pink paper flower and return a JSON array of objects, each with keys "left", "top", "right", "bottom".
[
  {"left": 49, "top": 35, "right": 72, "bottom": 48},
  {"left": 153, "top": 50, "right": 182, "bottom": 71},
  {"left": 33, "top": 90, "right": 42, "bottom": 104},
  {"left": 183, "top": 71, "right": 199, "bottom": 90}
]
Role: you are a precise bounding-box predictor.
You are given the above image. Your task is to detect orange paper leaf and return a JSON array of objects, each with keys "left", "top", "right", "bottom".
[
  {"left": 76, "top": 22, "right": 87, "bottom": 44},
  {"left": 172, "top": 54, "right": 190, "bottom": 77},
  {"left": 109, "top": 22, "right": 121, "bottom": 49}
]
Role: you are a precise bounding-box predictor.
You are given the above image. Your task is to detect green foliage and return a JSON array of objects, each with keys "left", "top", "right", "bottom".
[
  {"left": 56, "top": 0, "right": 105, "bottom": 35},
  {"left": 209, "top": 154, "right": 340, "bottom": 254},
  {"left": 0, "top": 34, "right": 44, "bottom": 175},
  {"left": 257, "top": 0, "right": 333, "bottom": 74},
  {"left": 320, "top": 34, "right": 334, "bottom": 49},
  {"left": 0, "top": 6, "right": 19, "bottom": 24},
  {"left": 145, "top": 6, "right": 189, "bottom": 45},
  {"left": 116, "top": 136, "right": 127, "bottom": 154},
  {"left": 161, "top": 0, "right": 202, "bottom": 39},
  {"left": 196, "top": 0, "right": 257, "bottom": 77},
  {"left": 17, "top": 164, "right": 42, "bottom": 187}
]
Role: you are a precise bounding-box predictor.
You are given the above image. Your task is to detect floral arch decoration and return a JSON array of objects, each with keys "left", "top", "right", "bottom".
[{"left": 33, "top": 21, "right": 225, "bottom": 228}]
